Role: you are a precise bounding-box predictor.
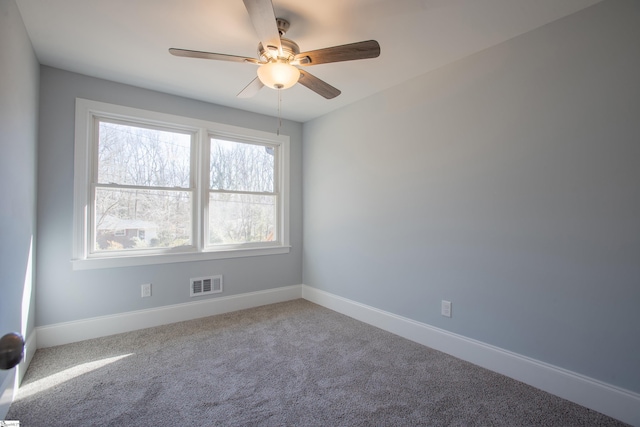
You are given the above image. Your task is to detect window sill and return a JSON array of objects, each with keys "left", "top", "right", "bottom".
[{"left": 71, "top": 245, "right": 291, "bottom": 270}]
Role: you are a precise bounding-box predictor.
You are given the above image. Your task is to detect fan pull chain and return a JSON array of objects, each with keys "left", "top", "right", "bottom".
[{"left": 277, "top": 87, "right": 282, "bottom": 136}]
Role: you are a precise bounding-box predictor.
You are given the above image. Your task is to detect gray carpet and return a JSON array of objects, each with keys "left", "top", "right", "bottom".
[{"left": 8, "top": 300, "right": 627, "bottom": 426}]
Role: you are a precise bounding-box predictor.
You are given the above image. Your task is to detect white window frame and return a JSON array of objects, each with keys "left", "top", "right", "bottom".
[{"left": 72, "top": 98, "right": 290, "bottom": 270}]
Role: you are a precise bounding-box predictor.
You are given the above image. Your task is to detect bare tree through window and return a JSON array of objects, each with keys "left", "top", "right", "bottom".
[{"left": 93, "top": 122, "right": 278, "bottom": 252}]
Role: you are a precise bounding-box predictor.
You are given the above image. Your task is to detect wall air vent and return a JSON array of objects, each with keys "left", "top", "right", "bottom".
[{"left": 190, "top": 275, "right": 223, "bottom": 297}]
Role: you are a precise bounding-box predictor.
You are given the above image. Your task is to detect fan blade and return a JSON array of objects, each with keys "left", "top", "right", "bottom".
[
  {"left": 237, "top": 77, "right": 265, "bottom": 98},
  {"left": 169, "top": 48, "right": 259, "bottom": 64},
  {"left": 169, "top": 47, "right": 260, "bottom": 64},
  {"left": 242, "top": 0, "right": 282, "bottom": 57},
  {"left": 298, "top": 70, "right": 341, "bottom": 99},
  {"left": 294, "top": 40, "right": 380, "bottom": 66}
]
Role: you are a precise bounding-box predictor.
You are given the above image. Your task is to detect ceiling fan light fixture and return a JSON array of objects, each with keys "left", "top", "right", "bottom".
[{"left": 257, "top": 60, "right": 300, "bottom": 90}]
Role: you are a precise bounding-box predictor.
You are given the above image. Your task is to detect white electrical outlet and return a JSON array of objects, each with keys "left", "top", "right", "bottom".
[
  {"left": 441, "top": 300, "right": 452, "bottom": 317},
  {"left": 141, "top": 283, "right": 152, "bottom": 298}
]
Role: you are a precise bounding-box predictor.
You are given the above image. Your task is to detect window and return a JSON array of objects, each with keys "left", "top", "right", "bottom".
[
  {"left": 208, "top": 138, "right": 278, "bottom": 246},
  {"left": 73, "top": 99, "right": 290, "bottom": 269},
  {"left": 94, "top": 120, "right": 193, "bottom": 253}
]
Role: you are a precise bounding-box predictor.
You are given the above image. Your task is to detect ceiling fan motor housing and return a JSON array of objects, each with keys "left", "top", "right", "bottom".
[{"left": 258, "top": 37, "right": 300, "bottom": 62}]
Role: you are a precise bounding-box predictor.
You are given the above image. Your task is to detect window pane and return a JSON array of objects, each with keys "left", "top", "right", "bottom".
[
  {"left": 95, "top": 188, "right": 192, "bottom": 251},
  {"left": 98, "top": 121, "right": 192, "bottom": 188},
  {"left": 210, "top": 138, "right": 274, "bottom": 192},
  {"left": 208, "top": 193, "right": 276, "bottom": 245}
]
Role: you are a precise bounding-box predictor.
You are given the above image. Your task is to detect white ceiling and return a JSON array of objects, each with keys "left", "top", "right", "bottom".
[{"left": 16, "top": 0, "right": 602, "bottom": 122}]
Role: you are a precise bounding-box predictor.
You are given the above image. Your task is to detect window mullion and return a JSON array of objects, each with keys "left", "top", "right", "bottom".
[
  {"left": 198, "top": 130, "right": 210, "bottom": 251},
  {"left": 208, "top": 189, "right": 277, "bottom": 197},
  {"left": 88, "top": 116, "right": 100, "bottom": 256},
  {"left": 95, "top": 183, "right": 194, "bottom": 192}
]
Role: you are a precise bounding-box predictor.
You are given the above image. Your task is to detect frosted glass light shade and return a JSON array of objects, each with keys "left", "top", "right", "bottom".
[{"left": 257, "top": 61, "right": 300, "bottom": 90}]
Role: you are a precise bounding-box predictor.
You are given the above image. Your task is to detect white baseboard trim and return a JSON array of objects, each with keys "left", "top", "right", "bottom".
[
  {"left": 302, "top": 285, "right": 640, "bottom": 426},
  {"left": 36, "top": 285, "right": 302, "bottom": 349}
]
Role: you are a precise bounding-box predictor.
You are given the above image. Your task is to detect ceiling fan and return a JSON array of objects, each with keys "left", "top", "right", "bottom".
[{"left": 169, "top": 0, "right": 381, "bottom": 99}]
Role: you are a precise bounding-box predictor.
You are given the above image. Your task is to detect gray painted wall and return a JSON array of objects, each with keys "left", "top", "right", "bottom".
[
  {"left": 303, "top": 0, "right": 640, "bottom": 393},
  {"left": 36, "top": 67, "right": 303, "bottom": 326},
  {"left": 0, "top": 0, "right": 39, "bottom": 416}
]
